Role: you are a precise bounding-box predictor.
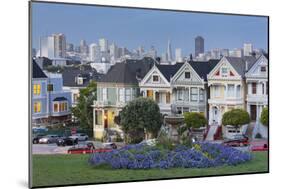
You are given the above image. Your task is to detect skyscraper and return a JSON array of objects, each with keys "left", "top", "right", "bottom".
[
  {"left": 195, "top": 36, "right": 204, "bottom": 58},
  {"left": 175, "top": 48, "right": 182, "bottom": 62},
  {"left": 89, "top": 43, "right": 101, "bottom": 62},
  {"left": 243, "top": 43, "right": 253, "bottom": 56},
  {"left": 39, "top": 33, "right": 66, "bottom": 58},
  {"left": 99, "top": 38, "right": 109, "bottom": 52},
  {"left": 80, "top": 40, "right": 89, "bottom": 55},
  {"left": 53, "top": 33, "right": 66, "bottom": 58},
  {"left": 167, "top": 40, "right": 172, "bottom": 62}
]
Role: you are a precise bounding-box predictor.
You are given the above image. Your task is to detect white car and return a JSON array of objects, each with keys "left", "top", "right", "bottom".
[{"left": 69, "top": 133, "right": 89, "bottom": 141}]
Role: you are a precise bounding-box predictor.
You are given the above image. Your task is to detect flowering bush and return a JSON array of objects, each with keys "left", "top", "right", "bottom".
[{"left": 88, "top": 142, "right": 252, "bottom": 169}]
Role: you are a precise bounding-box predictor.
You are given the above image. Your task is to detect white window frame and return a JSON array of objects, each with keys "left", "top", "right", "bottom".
[
  {"left": 152, "top": 74, "right": 160, "bottom": 83},
  {"left": 221, "top": 67, "right": 228, "bottom": 77},
  {"left": 118, "top": 88, "right": 125, "bottom": 102},
  {"left": 190, "top": 87, "right": 198, "bottom": 102},
  {"left": 102, "top": 88, "right": 107, "bottom": 101},
  {"left": 214, "top": 86, "right": 220, "bottom": 97},
  {"left": 227, "top": 84, "right": 235, "bottom": 97},
  {"left": 125, "top": 88, "right": 131, "bottom": 102},
  {"left": 177, "top": 89, "right": 183, "bottom": 101}
]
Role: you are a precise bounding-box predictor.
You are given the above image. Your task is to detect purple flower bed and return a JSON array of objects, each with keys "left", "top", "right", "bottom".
[{"left": 88, "top": 143, "right": 252, "bottom": 169}]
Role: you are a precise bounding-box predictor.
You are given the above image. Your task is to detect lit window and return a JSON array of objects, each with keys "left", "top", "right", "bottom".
[
  {"left": 34, "top": 101, "right": 41, "bottom": 113},
  {"left": 227, "top": 84, "right": 235, "bottom": 97},
  {"left": 54, "top": 103, "right": 59, "bottom": 112},
  {"left": 147, "top": 90, "right": 153, "bottom": 98},
  {"left": 152, "top": 75, "right": 159, "bottom": 82},
  {"left": 33, "top": 84, "right": 41, "bottom": 95},
  {"left": 185, "top": 72, "right": 191, "bottom": 79}
]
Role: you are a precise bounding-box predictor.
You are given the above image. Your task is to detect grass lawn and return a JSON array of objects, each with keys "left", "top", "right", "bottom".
[{"left": 32, "top": 151, "right": 268, "bottom": 188}]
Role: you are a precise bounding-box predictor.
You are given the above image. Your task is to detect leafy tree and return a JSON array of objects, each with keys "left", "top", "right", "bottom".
[
  {"left": 260, "top": 107, "right": 269, "bottom": 126},
  {"left": 71, "top": 81, "right": 97, "bottom": 129},
  {"left": 120, "top": 97, "right": 162, "bottom": 143},
  {"left": 183, "top": 112, "right": 207, "bottom": 130},
  {"left": 222, "top": 109, "right": 250, "bottom": 132}
]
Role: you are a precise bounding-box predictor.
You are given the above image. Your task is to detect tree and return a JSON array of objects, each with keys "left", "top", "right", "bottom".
[
  {"left": 222, "top": 109, "right": 250, "bottom": 132},
  {"left": 179, "top": 112, "right": 207, "bottom": 144},
  {"left": 71, "top": 81, "right": 97, "bottom": 129},
  {"left": 260, "top": 107, "right": 269, "bottom": 126},
  {"left": 120, "top": 97, "right": 162, "bottom": 143}
]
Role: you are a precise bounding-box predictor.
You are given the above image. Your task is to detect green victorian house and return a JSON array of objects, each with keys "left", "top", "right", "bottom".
[{"left": 92, "top": 57, "right": 155, "bottom": 140}]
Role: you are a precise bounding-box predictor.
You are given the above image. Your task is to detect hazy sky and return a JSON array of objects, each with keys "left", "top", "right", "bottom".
[{"left": 32, "top": 2, "right": 268, "bottom": 56}]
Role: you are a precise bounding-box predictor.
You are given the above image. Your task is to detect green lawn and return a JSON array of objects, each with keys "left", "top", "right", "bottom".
[{"left": 32, "top": 152, "right": 268, "bottom": 188}]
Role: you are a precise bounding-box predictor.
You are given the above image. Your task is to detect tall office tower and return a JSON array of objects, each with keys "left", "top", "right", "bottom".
[
  {"left": 109, "top": 43, "right": 118, "bottom": 59},
  {"left": 243, "top": 43, "right": 253, "bottom": 56},
  {"left": 167, "top": 40, "right": 173, "bottom": 62},
  {"left": 89, "top": 43, "right": 101, "bottom": 62},
  {"left": 195, "top": 36, "right": 204, "bottom": 58},
  {"left": 99, "top": 38, "right": 109, "bottom": 52},
  {"left": 53, "top": 33, "right": 66, "bottom": 58},
  {"left": 175, "top": 48, "right": 182, "bottom": 62},
  {"left": 66, "top": 43, "right": 74, "bottom": 52},
  {"left": 80, "top": 39, "right": 89, "bottom": 55}
]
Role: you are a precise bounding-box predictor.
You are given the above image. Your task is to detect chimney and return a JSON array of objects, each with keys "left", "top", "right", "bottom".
[{"left": 245, "top": 61, "right": 249, "bottom": 72}]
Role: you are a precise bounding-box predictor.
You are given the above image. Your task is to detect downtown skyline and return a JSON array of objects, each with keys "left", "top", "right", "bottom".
[{"left": 32, "top": 2, "right": 268, "bottom": 55}]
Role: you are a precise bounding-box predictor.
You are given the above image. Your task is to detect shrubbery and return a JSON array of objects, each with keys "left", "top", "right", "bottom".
[{"left": 89, "top": 143, "right": 252, "bottom": 169}]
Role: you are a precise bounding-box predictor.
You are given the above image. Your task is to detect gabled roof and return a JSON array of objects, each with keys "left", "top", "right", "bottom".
[
  {"left": 225, "top": 56, "right": 257, "bottom": 76},
  {"left": 156, "top": 63, "right": 183, "bottom": 81},
  {"left": 32, "top": 59, "right": 47, "bottom": 78},
  {"left": 62, "top": 66, "right": 103, "bottom": 87},
  {"left": 99, "top": 57, "right": 155, "bottom": 84},
  {"left": 188, "top": 59, "right": 220, "bottom": 80}
]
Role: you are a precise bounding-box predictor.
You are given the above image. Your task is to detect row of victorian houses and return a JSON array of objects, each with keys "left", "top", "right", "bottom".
[{"left": 93, "top": 55, "right": 268, "bottom": 140}]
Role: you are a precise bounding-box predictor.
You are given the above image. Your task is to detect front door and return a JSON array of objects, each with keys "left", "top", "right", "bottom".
[
  {"left": 250, "top": 105, "right": 257, "bottom": 121},
  {"left": 104, "top": 110, "right": 108, "bottom": 129},
  {"left": 212, "top": 107, "right": 219, "bottom": 124}
]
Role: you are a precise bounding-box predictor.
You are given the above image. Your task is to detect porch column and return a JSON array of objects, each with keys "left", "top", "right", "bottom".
[
  {"left": 225, "top": 84, "right": 228, "bottom": 99},
  {"left": 188, "top": 87, "right": 191, "bottom": 102}
]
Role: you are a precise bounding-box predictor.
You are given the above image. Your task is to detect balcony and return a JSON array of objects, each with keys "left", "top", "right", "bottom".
[
  {"left": 246, "top": 94, "right": 268, "bottom": 104},
  {"left": 93, "top": 100, "right": 123, "bottom": 108},
  {"left": 208, "top": 97, "right": 244, "bottom": 105}
]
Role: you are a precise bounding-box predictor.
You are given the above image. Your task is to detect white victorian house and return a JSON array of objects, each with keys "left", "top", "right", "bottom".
[
  {"left": 245, "top": 55, "right": 268, "bottom": 138},
  {"left": 139, "top": 63, "right": 183, "bottom": 114}
]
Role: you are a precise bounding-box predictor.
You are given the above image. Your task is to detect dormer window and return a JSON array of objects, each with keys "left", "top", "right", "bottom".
[
  {"left": 75, "top": 76, "right": 84, "bottom": 85},
  {"left": 185, "top": 72, "right": 191, "bottom": 79},
  {"left": 152, "top": 75, "right": 159, "bottom": 83},
  {"left": 221, "top": 67, "right": 228, "bottom": 77},
  {"left": 260, "top": 66, "right": 266, "bottom": 72}
]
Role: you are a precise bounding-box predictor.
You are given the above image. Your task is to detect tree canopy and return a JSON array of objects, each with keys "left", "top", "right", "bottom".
[
  {"left": 260, "top": 107, "right": 269, "bottom": 126},
  {"left": 183, "top": 112, "right": 207, "bottom": 129},
  {"left": 222, "top": 109, "right": 250, "bottom": 128},
  {"left": 120, "top": 97, "right": 162, "bottom": 143},
  {"left": 71, "top": 81, "right": 97, "bottom": 129}
]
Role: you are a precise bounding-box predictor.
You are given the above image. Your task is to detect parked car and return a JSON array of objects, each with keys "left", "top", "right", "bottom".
[
  {"left": 32, "top": 134, "right": 45, "bottom": 144},
  {"left": 140, "top": 139, "right": 157, "bottom": 146},
  {"left": 103, "top": 142, "right": 118, "bottom": 149},
  {"left": 69, "top": 133, "right": 89, "bottom": 141},
  {"left": 56, "top": 137, "right": 78, "bottom": 146},
  {"left": 67, "top": 142, "right": 116, "bottom": 154},
  {"left": 38, "top": 135, "right": 60, "bottom": 144},
  {"left": 223, "top": 134, "right": 249, "bottom": 147}
]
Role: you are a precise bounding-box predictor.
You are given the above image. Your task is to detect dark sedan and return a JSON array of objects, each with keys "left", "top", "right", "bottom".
[
  {"left": 223, "top": 134, "right": 249, "bottom": 147},
  {"left": 56, "top": 137, "right": 78, "bottom": 146},
  {"left": 32, "top": 134, "right": 45, "bottom": 144}
]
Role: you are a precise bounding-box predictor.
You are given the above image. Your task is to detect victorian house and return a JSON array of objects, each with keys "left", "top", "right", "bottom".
[
  {"left": 207, "top": 56, "right": 257, "bottom": 137},
  {"left": 32, "top": 60, "right": 72, "bottom": 126},
  {"left": 139, "top": 63, "right": 183, "bottom": 115},
  {"left": 92, "top": 57, "right": 155, "bottom": 140},
  {"left": 245, "top": 55, "right": 268, "bottom": 138}
]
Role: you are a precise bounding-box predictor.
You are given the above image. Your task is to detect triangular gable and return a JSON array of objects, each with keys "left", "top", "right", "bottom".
[
  {"left": 139, "top": 64, "right": 171, "bottom": 87},
  {"left": 171, "top": 62, "right": 204, "bottom": 84},
  {"left": 207, "top": 57, "right": 241, "bottom": 80},
  {"left": 245, "top": 55, "right": 268, "bottom": 77}
]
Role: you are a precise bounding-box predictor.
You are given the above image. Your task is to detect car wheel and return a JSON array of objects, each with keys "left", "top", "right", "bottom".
[{"left": 85, "top": 137, "right": 88, "bottom": 141}]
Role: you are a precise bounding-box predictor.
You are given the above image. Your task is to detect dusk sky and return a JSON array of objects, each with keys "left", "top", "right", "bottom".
[{"left": 32, "top": 2, "right": 268, "bottom": 55}]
